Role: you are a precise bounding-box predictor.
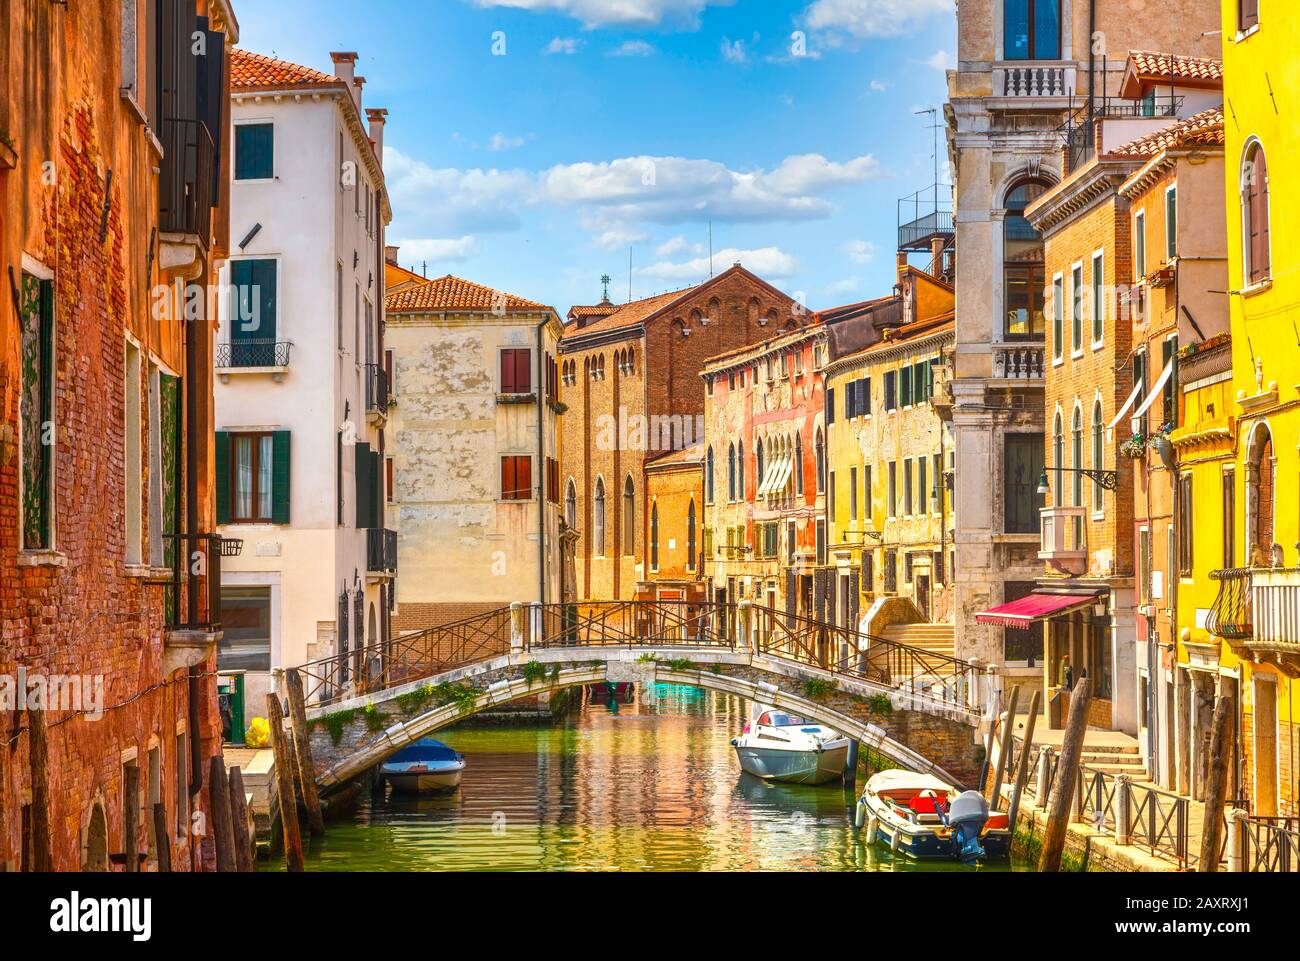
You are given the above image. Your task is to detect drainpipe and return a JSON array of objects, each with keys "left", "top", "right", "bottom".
[
  {"left": 1088, "top": 0, "right": 1097, "bottom": 122},
  {"left": 537, "top": 317, "right": 549, "bottom": 604}
]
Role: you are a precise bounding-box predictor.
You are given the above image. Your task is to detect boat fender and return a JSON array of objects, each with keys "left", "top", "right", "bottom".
[
  {"left": 854, "top": 798, "right": 866, "bottom": 829},
  {"left": 866, "top": 816, "right": 879, "bottom": 840},
  {"left": 890, "top": 828, "right": 901, "bottom": 853}
]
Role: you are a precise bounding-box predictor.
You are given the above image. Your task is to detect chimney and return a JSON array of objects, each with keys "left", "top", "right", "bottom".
[
  {"left": 930, "top": 237, "right": 946, "bottom": 279},
  {"left": 330, "top": 52, "right": 359, "bottom": 109},
  {"left": 385, "top": 244, "right": 399, "bottom": 266},
  {"left": 353, "top": 75, "right": 366, "bottom": 112},
  {"left": 367, "top": 107, "right": 388, "bottom": 166},
  {"left": 896, "top": 249, "right": 909, "bottom": 281}
]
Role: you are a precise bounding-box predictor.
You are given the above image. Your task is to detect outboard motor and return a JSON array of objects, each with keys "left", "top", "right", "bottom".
[{"left": 944, "top": 790, "right": 990, "bottom": 863}]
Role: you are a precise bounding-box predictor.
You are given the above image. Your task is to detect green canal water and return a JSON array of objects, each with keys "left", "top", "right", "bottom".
[{"left": 280, "top": 684, "right": 1030, "bottom": 872}]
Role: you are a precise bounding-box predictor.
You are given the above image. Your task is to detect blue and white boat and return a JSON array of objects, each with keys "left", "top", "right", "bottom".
[
  {"left": 381, "top": 739, "right": 466, "bottom": 794},
  {"left": 731, "top": 706, "right": 851, "bottom": 785}
]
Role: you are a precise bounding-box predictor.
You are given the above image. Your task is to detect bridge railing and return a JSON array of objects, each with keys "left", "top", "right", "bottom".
[{"left": 534, "top": 600, "right": 734, "bottom": 651}]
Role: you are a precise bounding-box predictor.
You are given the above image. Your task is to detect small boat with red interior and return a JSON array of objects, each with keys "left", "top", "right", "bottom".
[{"left": 856, "top": 769, "right": 1010, "bottom": 862}]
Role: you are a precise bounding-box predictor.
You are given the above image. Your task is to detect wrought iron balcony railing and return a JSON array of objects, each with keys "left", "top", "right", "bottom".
[
  {"left": 367, "top": 528, "right": 397, "bottom": 575},
  {"left": 163, "top": 532, "right": 242, "bottom": 632},
  {"left": 159, "top": 118, "right": 216, "bottom": 239},
  {"left": 364, "top": 363, "right": 389, "bottom": 415},
  {"left": 216, "top": 340, "right": 292, "bottom": 368},
  {"left": 1207, "top": 568, "right": 1253, "bottom": 641}
]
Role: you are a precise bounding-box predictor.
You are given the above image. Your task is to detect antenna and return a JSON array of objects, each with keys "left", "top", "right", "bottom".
[{"left": 914, "top": 106, "right": 942, "bottom": 214}]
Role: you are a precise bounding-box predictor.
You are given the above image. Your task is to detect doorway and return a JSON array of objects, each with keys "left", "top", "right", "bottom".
[
  {"left": 1254, "top": 674, "right": 1280, "bottom": 816},
  {"left": 916, "top": 574, "right": 931, "bottom": 620}
]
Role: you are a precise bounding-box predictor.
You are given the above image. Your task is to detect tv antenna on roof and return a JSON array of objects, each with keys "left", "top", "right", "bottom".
[{"left": 915, "top": 106, "right": 943, "bottom": 215}]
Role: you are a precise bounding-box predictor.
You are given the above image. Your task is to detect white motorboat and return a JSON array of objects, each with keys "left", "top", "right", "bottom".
[
  {"left": 381, "top": 739, "right": 466, "bottom": 794},
  {"left": 731, "top": 705, "right": 851, "bottom": 785},
  {"left": 856, "top": 769, "right": 1011, "bottom": 862}
]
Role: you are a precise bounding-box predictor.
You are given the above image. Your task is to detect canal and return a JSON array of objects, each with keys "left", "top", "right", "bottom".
[{"left": 280, "top": 684, "right": 1028, "bottom": 872}]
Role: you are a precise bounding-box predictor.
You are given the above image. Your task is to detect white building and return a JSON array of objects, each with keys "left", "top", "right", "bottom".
[{"left": 214, "top": 49, "right": 394, "bottom": 722}]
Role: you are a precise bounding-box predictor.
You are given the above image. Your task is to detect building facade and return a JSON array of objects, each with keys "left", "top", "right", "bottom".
[
  {"left": 641, "top": 444, "right": 705, "bottom": 601},
  {"left": 1, "top": 0, "right": 236, "bottom": 870},
  {"left": 824, "top": 267, "right": 956, "bottom": 635},
  {"left": 384, "top": 274, "right": 565, "bottom": 631},
  {"left": 215, "top": 48, "right": 393, "bottom": 719},
  {"left": 944, "top": 0, "right": 1221, "bottom": 693},
  {"left": 558, "top": 265, "right": 807, "bottom": 602},
  {"left": 700, "top": 324, "right": 828, "bottom": 635},
  {"left": 1204, "top": 0, "right": 1300, "bottom": 818}
]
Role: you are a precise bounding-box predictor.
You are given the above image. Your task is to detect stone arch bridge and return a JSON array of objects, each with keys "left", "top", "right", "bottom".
[{"left": 291, "top": 600, "right": 993, "bottom": 792}]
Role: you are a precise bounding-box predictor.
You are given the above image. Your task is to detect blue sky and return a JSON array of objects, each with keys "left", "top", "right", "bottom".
[{"left": 232, "top": 0, "right": 956, "bottom": 315}]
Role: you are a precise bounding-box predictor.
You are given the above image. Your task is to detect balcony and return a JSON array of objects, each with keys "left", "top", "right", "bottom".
[
  {"left": 1039, "top": 505, "right": 1087, "bottom": 574},
  {"left": 216, "top": 340, "right": 292, "bottom": 381},
  {"left": 364, "top": 363, "right": 390, "bottom": 426},
  {"left": 1207, "top": 568, "right": 1253, "bottom": 641},
  {"left": 992, "top": 62, "right": 1076, "bottom": 101},
  {"left": 159, "top": 118, "right": 216, "bottom": 241},
  {"left": 162, "top": 533, "right": 242, "bottom": 673},
  {"left": 897, "top": 187, "right": 954, "bottom": 253},
  {"left": 993, "top": 343, "right": 1045, "bottom": 381},
  {"left": 367, "top": 528, "right": 397, "bottom": 579},
  {"left": 1208, "top": 567, "right": 1300, "bottom": 670}
]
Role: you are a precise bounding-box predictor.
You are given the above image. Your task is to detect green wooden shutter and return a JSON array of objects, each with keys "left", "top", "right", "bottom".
[
  {"left": 354, "top": 442, "right": 371, "bottom": 529},
  {"left": 271, "top": 430, "right": 291, "bottom": 525},
  {"left": 215, "top": 431, "right": 231, "bottom": 525},
  {"left": 370, "top": 448, "right": 383, "bottom": 527}
]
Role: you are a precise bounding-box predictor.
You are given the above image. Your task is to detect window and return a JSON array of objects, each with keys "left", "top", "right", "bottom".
[
  {"left": 705, "top": 447, "right": 715, "bottom": 503},
  {"left": 826, "top": 387, "right": 836, "bottom": 425},
  {"left": 828, "top": 471, "right": 836, "bottom": 519},
  {"left": 218, "top": 586, "right": 272, "bottom": 671},
  {"left": 1242, "top": 142, "right": 1271, "bottom": 285},
  {"left": 229, "top": 432, "right": 274, "bottom": 523},
  {"left": 849, "top": 466, "right": 858, "bottom": 521},
  {"left": 336, "top": 262, "right": 344, "bottom": 350},
  {"left": 815, "top": 430, "right": 826, "bottom": 493},
  {"left": 1004, "top": 263, "right": 1045, "bottom": 339},
  {"left": 386, "top": 457, "right": 395, "bottom": 503},
  {"left": 1004, "top": 433, "right": 1045, "bottom": 534},
  {"left": 1004, "top": 0, "right": 1061, "bottom": 60},
  {"left": 815, "top": 519, "right": 827, "bottom": 566},
  {"left": 19, "top": 271, "right": 55, "bottom": 550},
  {"left": 622, "top": 475, "right": 635, "bottom": 553},
  {"left": 900, "top": 365, "right": 914, "bottom": 408},
  {"left": 787, "top": 520, "right": 797, "bottom": 564},
  {"left": 1002, "top": 581, "right": 1045, "bottom": 663},
  {"left": 728, "top": 444, "right": 737, "bottom": 500},
  {"left": 1222, "top": 469, "right": 1236, "bottom": 567},
  {"left": 175, "top": 731, "right": 189, "bottom": 839},
  {"left": 593, "top": 479, "right": 606, "bottom": 555},
  {"left": 795, "top": 433, "right": 804, "bottom": 496},
  {"left": 918, "top": 457, "right": 928, "bottom": 515},
  {"left": 884, "top": 370, "right": 897, "bottom": 410},
  {"left": 565, "top": 480, "right": 577, "bottom": 528},
  {"left": 903, "top": 460, "right": 914, "bottom": 516},
  {"left": 1165, "top": 186, "right": 1177, "bottom": 261},
  {"left": 1134, "top": 210, "right": 1146, "bottom": 280},
  {"left": 234, "top": 122, "right": 274, "bottom": 180},
  {"left": 1071, "top": 407, "right": 1084, "bottom": 516},
  {"left": 500, "top": 348, "right": 532, "bottom": 394},
  {"left": 914, "top": 361, "right": 931, "bottom": 404},
  {"left": 545, "top": 458, "right": 561, "bottom": 505},
  {"left": 1071, "top": 264, "right": 1083, "bottom": 353},
  {"left": 756, "top": 438, "right": 765, "bottom": 483},
  {"left": 887, "top": 461, "right": 898, "bottom": 518},
  {"left": 687, "top": 502, "right": 697, "bottom": 570},
  {"left": 1052, "top": 274, "right": 1064, "bottom": 360},
  {"left": 230, "top": 258, "right": 277, "bottom": 357},
  {"left": 125, "top": 342, "right": 142, "bottom": 564},
  {"left": 1162, "top": 336, "right": 1178, "bottom": 428},
  {"left": 1091, "top": 401, "right": 1104, "bottom": 510},
  {"left": 738, "top": 442, "right": 746, "bottom": 499},
  {"left": 863, "top": 465, "right": 873, "bottom": 519},
  {"left": 1239, "top": 0, "right": 1259, "bottom": 32},
  {"left": 884, "top": 549, "right": 898, "bottom": 593},
  {"left": 1091, "top": 252, "right": 1104, "bottom": 345},
  {"left": 1178, "top": 473, "right": 1194, "bottom": 576},
  {"left": 501, "top": 456, "right": 532, "bottom": 501},
  {"left": 650, "top": 503, "right": 659, "bottom": 571}
]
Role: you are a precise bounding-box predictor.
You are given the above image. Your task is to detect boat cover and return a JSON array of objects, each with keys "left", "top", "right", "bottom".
[{"left": 387, "top": 739, "right": 460, "bottom": 764}]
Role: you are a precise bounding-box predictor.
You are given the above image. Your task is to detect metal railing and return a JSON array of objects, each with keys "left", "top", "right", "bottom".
[
  {"left": 364, "top": 363, "right": 390, "bottom": 415},
  {"left": 216, "top": 340, "right": 292, "bottom": 368},
  {"left": 159, "top": 118, "right": 216, "bottom": 239},
  {"left": 1207, "top": 568, "right": 1253, "bottom": 640},
  {"left": 366, "top": 528, "right": 397, "bottom": 575},
  {"left": 1076, "top": 765, "right": 1119, "bottom": 832},
  {"left": 1251, "top": 567, "right": 1300, "bottom": 650},
  {"left": 1127, "top": 780, "right": 1192, "bottom": 869},
  {"left": 1241, "top": 816, "right": 1300, "bottom": 873},
  {"left": 163, "top": 532, "right": 240, "bottom": 632}
]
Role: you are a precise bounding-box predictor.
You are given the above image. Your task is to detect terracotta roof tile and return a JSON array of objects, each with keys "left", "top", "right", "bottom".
[
  {"left": 231, "top": 49, "right": 336, "bottom": 89},
  {"left": 1127, "top": 51, "right": 1223, "bottom": 86},
  {"left": 1109, "top": 107, "right": 1225, "bottom": 159},
  {"left": 385, "top": 275, "right": 549, "bottom": 313},
  {"left": 569, "top": 287, "right": 697, "bottom": 336},
  {"left": 569, "top": 303, "right": 616, "bottom": 319},
  {"left": 646, "top": 443, "right": 705, "bottom": 469},
  {"left": 832, "top": 314, "right": 954, "bottom": 366}
]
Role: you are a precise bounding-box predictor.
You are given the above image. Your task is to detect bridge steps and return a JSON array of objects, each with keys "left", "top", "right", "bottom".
[{"left": 879, "top": 623, "right": 956, "bottom": 658}]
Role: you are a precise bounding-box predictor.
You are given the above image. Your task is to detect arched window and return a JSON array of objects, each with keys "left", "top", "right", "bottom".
[
  {"left": 795, "top": 432, "right": 804, "bottom": 495},
  {"left": 728, "top": 444, "right": 737, "bottom": 501},
  {"left": 1004, "top": 0, "right": 1061, "bottom": 61},
  {"left": 1053, "top": 412, "right": 1064, "bottom": 505},
  {"left": 1242, "top": 141, "right": 1271, "bottom": 285},
  {"left": 1091, "top": 401, "right": 1104, "bottom": 510},
  {"left": 1248, "top": 424, "right": 1275, "bottom": 563},
  {"left": 1072, "top": 406, "right": 1084, "bottom": 509},
  {"left": 687, "top": 500, "right": 697, "bottom": 571},
  {"left": 815, "top": 429, "right": 826, "bottom": 494},
  {"left": 738, "top": 442, "right": 745, "bottom": 499},
  {"left": 593, "top": 478, "right": 606, "bottom": 556},
  {"left": 622, "top": 475, "right": 635, "bottom": 554},
  {"left": 756, "top": 438, "right": 765, "bottom": 485},
  {"left": 650, "top": 502, "right": 659, "bottom": 571},
  {"left": 1004, "top": 177, "right": 1050, "bottom": 340},
  {"left": 706, "top": 447, "right": 715, "bottom": 503},
  {"left": 565, "top": 479, "right": 577, "bottom": 528}
]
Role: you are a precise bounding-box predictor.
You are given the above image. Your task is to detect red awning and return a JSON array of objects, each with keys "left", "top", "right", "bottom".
[{"left": 975, "top": 592, "right": 1100, "bottom": 629}]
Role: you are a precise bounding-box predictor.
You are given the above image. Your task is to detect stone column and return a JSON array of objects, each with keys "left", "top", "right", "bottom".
[
  {"left": 509, "top": 602, "right": 525, "bottom": 654},
  {"left": 1226, "top": 808, "right": 1247, "bottom": 872}
]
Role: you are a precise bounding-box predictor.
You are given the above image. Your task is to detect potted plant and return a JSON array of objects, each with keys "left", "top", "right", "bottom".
[{"left": 1120, "top": 432, "right": 1147, "bottom": 459}]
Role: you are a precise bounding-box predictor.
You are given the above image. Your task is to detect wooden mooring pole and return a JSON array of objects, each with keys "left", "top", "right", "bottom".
[
  {"left": 267, "top": 693, "right": 305, "bottom": 872},
  {"left": 989, "top": 685, "right": 1021, "bottom": 808},
  {"left": 208, "top": 755, "right": 237, "bottom": 873},
  {"left": 286, "top": 669, "right": 326, "bottom": 837},
  {"left": 1038, "top": 676, "right": 1092, "bottom": 873},
  {"left": 25, "top": 707, "right": 53, "bottom": 872},
  {"left": 1198, "top": 694, "right": 1235, "bottom": 872},
  {"left": 123, "top": 762, "right": 140, "bottom": 873},
  {"left": 1007, "top": 689, "right": 1041, "bottom": 825},
  {"left": 153, "top": 803, "right": 172, "bottom": 872},
  {"left": 228, "top": 766, "right": 255, "bottom": 872}
]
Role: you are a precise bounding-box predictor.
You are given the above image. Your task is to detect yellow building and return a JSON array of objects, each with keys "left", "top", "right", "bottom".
[
  {"left": 641, "top": 443, "right": 706, "bottom": 602},
  {"left": 824, "top": 266, "right": 955, "bottom": 640},
  {"left": 1202, "top": 0, "right": 1300, "bottom": 818}
]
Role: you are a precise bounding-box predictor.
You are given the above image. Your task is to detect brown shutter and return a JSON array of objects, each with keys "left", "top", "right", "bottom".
[
  {"left": 1257, "top": 149, "right": 1270, "bottom": 280},
  {"left": 501, "top": 456, "right": 515, "bottom": 498},
  {"left": 516, "top": 349, "right": 532, "bottom": 394},
  {"left": 501, "top": 351, "right": 515, "bottom": 394},
  {"left": 518, "top": 456, "right": 532, "bottom": 498}
]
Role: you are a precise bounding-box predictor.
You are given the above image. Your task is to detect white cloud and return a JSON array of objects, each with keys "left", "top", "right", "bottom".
[
  {"left": 825, "top": 276, "right": 861, "bottom": 296},
  {"left": 721, "top": 38, "right": 747, "bottom": 64},
  {"left": 488, "top": 133, "right": 527, "bottom": 151},
  {"left": 385, "top": 146, "right": 539, "bottom": 235},
  {"left": 638, "top": 246, "right": 798, "bottom": 281},
  {"left": 869, "top": 79, "right": 889, "bottom": 92},
  {"left": 656, "top": 235, "right": 690, "bottom": 257},
  {"left": 393, "top": 236, "right": 481, "bottom": 263},
  {"left": 467, "top": 0, "right": 733, "bottom": 29},
  {"left": 609, "top": 40, "right": 656, "bottom": 57},
  {"left": 845, "top": 239, "right": 877, "bottom": 264},
  {"left": 922, "top": 49, "right": 954, "bottom": 71},
  {"left": 544, "top": 37, "right": 583, "bottom": 54},
  {"left": 802, "top": 0, "right": 951, "bottom": 39}
]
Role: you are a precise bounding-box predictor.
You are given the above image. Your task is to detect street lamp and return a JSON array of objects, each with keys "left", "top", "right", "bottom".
[{"left": 1036, "top": 466, "right": 1120, "bottom": 496}]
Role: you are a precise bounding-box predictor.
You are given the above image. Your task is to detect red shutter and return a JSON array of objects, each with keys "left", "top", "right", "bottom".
[
  {"left": 517, "top": 456, "right": 531, "bottom": 499},
  {"left": 501, "top": 350, "right": 515, "bottom": 394},
  {"left": 501, "top": 456, "right": 515, "bottom": 499},
  {"left": 515, "top": 349, "right": 531, "bottom": 394}
]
